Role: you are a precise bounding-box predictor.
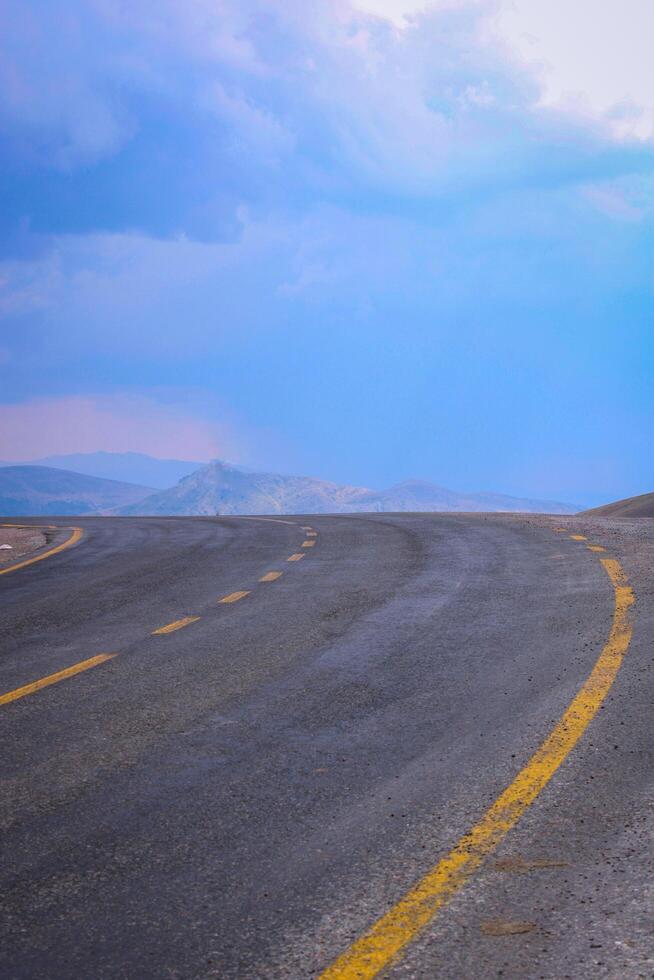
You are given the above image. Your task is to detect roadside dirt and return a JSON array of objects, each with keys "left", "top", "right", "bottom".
[
  {"left": 0, "top": 526, "right": 47, "bottom": 566},
  {"left": 526, "top": 512, "right": 654, "bottom": 591}
]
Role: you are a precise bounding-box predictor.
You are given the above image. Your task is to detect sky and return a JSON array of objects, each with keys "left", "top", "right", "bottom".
[{"left": 0, "top": 0, "right": 652, "bottom": 505}]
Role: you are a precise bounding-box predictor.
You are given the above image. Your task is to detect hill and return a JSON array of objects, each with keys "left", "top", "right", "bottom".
[
  {"left": 1, "top": 452, "right": 203, "bottom": 490},
  {"left": 119, "top": 460, "right": 577, "bottom": 516},
  {"left": 368, "top": 479, "right": 575, "bottom": 514},
  {"left": 118, "top": 461, "right": 372, "bottom": 516},
  {"left": 581, "top": 492, "right": 654, "bottom": 518},
  {"left": 0, "top": 466, "right": 155, "bottom": 516}
]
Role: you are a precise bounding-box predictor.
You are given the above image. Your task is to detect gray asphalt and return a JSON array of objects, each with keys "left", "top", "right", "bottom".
[{"left": 1, "top": 513, "right": 653, "bottom": 979}]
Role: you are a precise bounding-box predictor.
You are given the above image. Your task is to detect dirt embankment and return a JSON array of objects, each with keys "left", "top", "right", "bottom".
[
  {"left": 582, "top": 491, "right": 654, "bottom": 518},
  {"left": 0, "top": 526, "right": 47, "bottom": 566}
]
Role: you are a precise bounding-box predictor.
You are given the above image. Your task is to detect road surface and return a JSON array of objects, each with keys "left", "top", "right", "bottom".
[{"left": 1, "top": 513, "right": 653, "bottom": 978}]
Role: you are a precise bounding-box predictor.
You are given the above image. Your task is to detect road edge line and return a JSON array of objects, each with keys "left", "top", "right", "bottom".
[
  {"left": 320, "top": 554, "right": 635, "bottom": 979},
  {"left": 0, "top": 525, "right": 84, "bottom": 577}
]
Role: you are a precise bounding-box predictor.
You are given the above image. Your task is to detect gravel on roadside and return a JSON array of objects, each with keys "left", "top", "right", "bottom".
[{"left": 0, "top": 526, "right": 47, "bottom": 566}]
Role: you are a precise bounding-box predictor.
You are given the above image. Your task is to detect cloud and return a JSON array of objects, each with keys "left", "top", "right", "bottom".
[
  {"left": 581, "top": 174, "right": 651, "bottom": 223},
  {"left": 495, "top": 0, "right": 654, "bottom": 141},
  {"left": 0, "top": 393, "right": 235, "bottom": 461},
  {"left": 0, "top": 1, "right": 651, "bottom": 500},
  {"left": 1, "top": 0, "right": 651, "bottom": 260},
  {"left": 354, "top": 1, "right": 654, "bottom": 140}
]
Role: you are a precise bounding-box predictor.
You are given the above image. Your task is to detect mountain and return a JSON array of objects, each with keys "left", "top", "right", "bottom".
[
  {"left": 364, "top": 479, "right": 577, "bottom": 514},
  {"left": 0, "top": 466, "right": 155, "bottom": 516},
  {"left": 581, "top": 491, "right": 654, "bottom": 518},
  {"left": 0, "top": 452, "right": 203, "bottom": 490},
  {"left": 0, "top": 457, "right": 578, "bottom": 517},
  {"left": 118, "top": 460, "right": 578, "bottom": 516},
  {"left": 118, "top": 460, "right": 373, "bottom": 516}
]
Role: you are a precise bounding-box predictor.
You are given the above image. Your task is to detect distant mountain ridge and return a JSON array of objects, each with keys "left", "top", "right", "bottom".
[
  {"left": 118, "top": 459, "right": 578, "bottom": 516},
  {"left": 0, "top": 466, "right": 155, "bottom": 516},
  {"left": 0, "top": 454, "right": 579, "bottom": 516},
  {"left": 0, "top": 452, "right": 203, "bottom": 489}
]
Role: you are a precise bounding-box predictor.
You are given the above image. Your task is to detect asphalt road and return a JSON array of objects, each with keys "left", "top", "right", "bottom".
[{"left": 1, "top": 513, "right": 653, "bottom": 979}]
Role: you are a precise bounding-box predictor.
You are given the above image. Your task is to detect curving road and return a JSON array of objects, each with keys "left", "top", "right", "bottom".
[{"left": 1, "top": 513, "right": 653, "bottom": 978}]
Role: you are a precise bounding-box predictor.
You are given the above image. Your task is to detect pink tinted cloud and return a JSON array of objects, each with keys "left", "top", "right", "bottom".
[{"left": 0, "top": 394, "right": 232, "bottom": 461}]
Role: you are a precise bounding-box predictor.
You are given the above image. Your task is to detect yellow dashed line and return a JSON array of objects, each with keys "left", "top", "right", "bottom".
[
  {"left": 319, "top": 554, "right": 635, "bottom": 980},
  {"left": 219, "top": 590, "right": 250, "bottom": 604},
  {"left": 3, "top": 525, "right": 313, "bottom": 709},
  {"left": 588, "top": 545, "right": 607, "bottom": 553},
  {"left": 152, "top": 616, "right": 201, "bottom": 635},
  {"left": 570, "top": 534, "right": 587, "bottom": 541},
  {"left": 0, "top": 654, "right": 116, "bottom": 707}
]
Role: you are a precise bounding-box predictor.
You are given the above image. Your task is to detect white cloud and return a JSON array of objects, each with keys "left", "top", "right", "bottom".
[
  {"left": 492, "top": 0, "right": 654, "bottom": 140},
  {"left": 351, "top": 0, "right": 476, "bottom": 26},
  {"left": 354, "top": 0, "right": 654, "bottom": 140},
  {"left": 581, "top": 174, "right": 652, "bottom": 223}
]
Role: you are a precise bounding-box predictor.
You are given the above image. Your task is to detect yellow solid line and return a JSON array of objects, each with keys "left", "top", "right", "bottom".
[
  {"left": 1, "top": 523, "right": 57, "bottom": 528},
  {"left": 570, "top": 534, "right": 587, "bottom": 541},
  {"left": 0, "top": 654, "right": 116, "bottom": 707},
  {"left": 287, "top": 553, "right": 305, "bottom": 562},
  {"left": 219, "top": 590, "right": 250, "bottom": 604},
  {"left": 260, "top": 571, "right": 283, "bottom": 582},
  {"left": 302, "top": 540, "right": 316, "bottom": 548},
  {"left": 152, "top": 616, "right": 200, "bottom": 635},
  {"left": 0, "top": 526, "right": 84, "bottom": 577},
  {"left": 320, "top": 556, "right": 634, "bottom": 980}
]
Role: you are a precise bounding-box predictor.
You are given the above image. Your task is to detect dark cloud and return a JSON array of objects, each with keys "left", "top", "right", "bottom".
[{"left": 1, "top": 0, "right": 651, "bottom": 259}]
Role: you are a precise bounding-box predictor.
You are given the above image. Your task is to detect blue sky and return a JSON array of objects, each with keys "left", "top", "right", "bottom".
[{"left": 0, "top": 0, "right": 652, "bottom": 505}]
